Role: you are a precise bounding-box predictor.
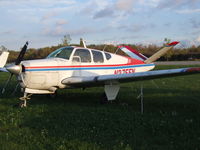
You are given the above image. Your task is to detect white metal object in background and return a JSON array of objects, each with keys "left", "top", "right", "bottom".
[
  {"left": 137, "top": 84, "right": 144, "bottom": 114},
  {"left": 140, "top": 84, "right": 144, "bottom": 114}
]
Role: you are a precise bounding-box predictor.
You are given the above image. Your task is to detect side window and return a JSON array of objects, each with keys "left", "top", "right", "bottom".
[
  {"left": 73, "top": 49, "right": 91, "bottom": 63},
  {"left": 47, "top": 47, "right": 73, "bottom": 60},
  {"left": 105, "top": 52, "right": 111, "bottom": 60},
  {"left": 56, "top": 48, "right": 73, "bottom": 59},
  {"left": 92, "top": 50, "right": 104, "bottom": 63}
]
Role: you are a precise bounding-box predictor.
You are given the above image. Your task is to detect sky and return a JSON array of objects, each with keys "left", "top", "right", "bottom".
[{"left": 0, "top": 0, "right": 200, "bottom": 50}]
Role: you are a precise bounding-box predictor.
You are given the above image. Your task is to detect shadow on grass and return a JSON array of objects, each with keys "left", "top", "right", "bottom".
[{"left": 1, "top": 84, "right": 200, "bottom": 110}]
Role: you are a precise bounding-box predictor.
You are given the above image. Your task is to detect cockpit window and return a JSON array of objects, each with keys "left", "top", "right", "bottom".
[
  {"left": 105, "top": 52, "right": 112, "bottom": 60},
  {"left": 73, "top": 49, "right": 91, "bottom": 63},
  {"left": 91, "top": 50, "right": 104, "bottom": 63},
  {"left": 47, "top": 47, "right": 74, "bottom": 59}
]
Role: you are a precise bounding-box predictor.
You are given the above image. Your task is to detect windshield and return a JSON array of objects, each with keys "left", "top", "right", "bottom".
[{"left": 47, "top": 47, "right": 74, "bottom": 60}]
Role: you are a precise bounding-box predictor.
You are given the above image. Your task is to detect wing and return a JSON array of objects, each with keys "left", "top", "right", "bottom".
[
  {"left": 0, "top": 67, "right": 8, "bottom": 72},
  {"left": 61, "top": 67, "right": 200, "bottom": 87}
]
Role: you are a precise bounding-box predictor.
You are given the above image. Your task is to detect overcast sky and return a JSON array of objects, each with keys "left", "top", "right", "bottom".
[{"left": 0, "top": 0, "right": 200, "bottom": 50}]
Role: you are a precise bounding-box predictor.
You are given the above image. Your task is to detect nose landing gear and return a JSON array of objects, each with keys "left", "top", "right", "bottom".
[{"left": 19, "top": 93, "right": 32, "bottom": 107}]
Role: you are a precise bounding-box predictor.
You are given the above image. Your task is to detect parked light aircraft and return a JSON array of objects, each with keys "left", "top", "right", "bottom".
[{"left": 0, "top": 41, "right": 200, "bottom": 107}]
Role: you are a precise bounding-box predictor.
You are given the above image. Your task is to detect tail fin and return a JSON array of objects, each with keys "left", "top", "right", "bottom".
[
  {"left": 118, "top": 45, "right": 147, "bottom": 61},
  {"left": 144, "top": 41, "right": 179, "bottom": 64},
  {"left": 0, "top": 51, "right": 9, "bottom": 68}
]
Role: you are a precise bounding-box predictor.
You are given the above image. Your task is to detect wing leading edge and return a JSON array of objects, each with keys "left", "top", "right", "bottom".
[
  {"left": 0, "top": 68, "right": 8, "bottom": 72},
  {"left": 62, "top": 67, "right": 200, "bottom": 87}
]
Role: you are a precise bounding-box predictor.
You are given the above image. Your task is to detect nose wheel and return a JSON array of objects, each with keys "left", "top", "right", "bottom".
[{"left": 19, "top": 100, "right": 27, "bottom": 107}]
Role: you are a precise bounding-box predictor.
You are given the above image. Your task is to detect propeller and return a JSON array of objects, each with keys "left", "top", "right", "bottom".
[
  {"left": 1, "top": 42, "right": 28, "bottom": 94},
  {"left": 15, "top": 41, "right": 28, "bottom": 65}
]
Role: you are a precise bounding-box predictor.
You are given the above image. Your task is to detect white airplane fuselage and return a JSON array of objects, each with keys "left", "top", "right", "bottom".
[{"left": 18, "top": 46, "right": 155, "bottom": 94}]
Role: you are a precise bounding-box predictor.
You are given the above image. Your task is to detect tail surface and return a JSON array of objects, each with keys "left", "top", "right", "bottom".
[
  {"left": 144, "top": 41, "right": 179, "bottom": 64},
  {"left": 0, "top": 51, "right": 9, "bottom": 68},
  {"left": 119, "top": 41, "right": 179, "bottom": 64}
]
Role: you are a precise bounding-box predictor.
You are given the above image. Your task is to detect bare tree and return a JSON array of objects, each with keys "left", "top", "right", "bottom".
[{"left": 62, "top": 34, "right": 71, "bottom": 46}]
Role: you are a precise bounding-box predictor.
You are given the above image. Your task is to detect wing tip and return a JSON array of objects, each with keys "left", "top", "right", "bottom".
[{"left": 185, "top": 67, "right": 200, "bottom": 73}]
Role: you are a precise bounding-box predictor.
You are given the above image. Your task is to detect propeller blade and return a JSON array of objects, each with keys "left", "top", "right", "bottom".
[
  {"left": 1, "top": 73, "right": 13, "bottom": 94},
  {"left": 11, "top": 83, "right": 20, "bottom": 96},
  {"left": 15, "top": 41, "right": 28, "bottom": 65}
]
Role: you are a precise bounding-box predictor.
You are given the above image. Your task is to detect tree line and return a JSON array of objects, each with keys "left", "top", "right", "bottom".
[{"left": 5, "top": 36, "right": 200, "bottom": 62}]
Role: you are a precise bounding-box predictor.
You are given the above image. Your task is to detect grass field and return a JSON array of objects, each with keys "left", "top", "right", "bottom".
[{"left": 0, "top": 65, "right": 200, "bottom": 150}]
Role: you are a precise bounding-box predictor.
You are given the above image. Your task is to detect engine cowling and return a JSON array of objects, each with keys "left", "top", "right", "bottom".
[{"left": 19, "top": 59, "right": 60, "bottom": 90}]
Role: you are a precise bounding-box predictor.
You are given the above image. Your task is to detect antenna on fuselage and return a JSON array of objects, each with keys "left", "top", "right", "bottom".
[
  {"left": 103, "top": 45, "right": 107, "bottom": 52},
  {"left": 114, "top": 47, "right": 120, "bottom": 54},
  {"left": 80, "top": 38, "right": 87, "bottom": 48}
]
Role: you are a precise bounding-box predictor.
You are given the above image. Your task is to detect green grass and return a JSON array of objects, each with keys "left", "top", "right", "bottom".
[{"left": 0, "top": 65, "right": 200, "bottom": 150}]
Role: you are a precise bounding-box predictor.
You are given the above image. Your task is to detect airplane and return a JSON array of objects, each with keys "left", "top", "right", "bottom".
[{"left": 0, "top": 41, "right": 200, "bottom": 107}]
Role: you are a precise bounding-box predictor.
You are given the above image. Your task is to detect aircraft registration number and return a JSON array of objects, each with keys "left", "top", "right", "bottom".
[{"left": 114, "top": 68, "right": 135, "bottom": 74}]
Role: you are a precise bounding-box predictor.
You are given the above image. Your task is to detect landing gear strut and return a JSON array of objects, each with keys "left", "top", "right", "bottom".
[{"left": 19, "top": 93, "right": 32, "bottom": 107}]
